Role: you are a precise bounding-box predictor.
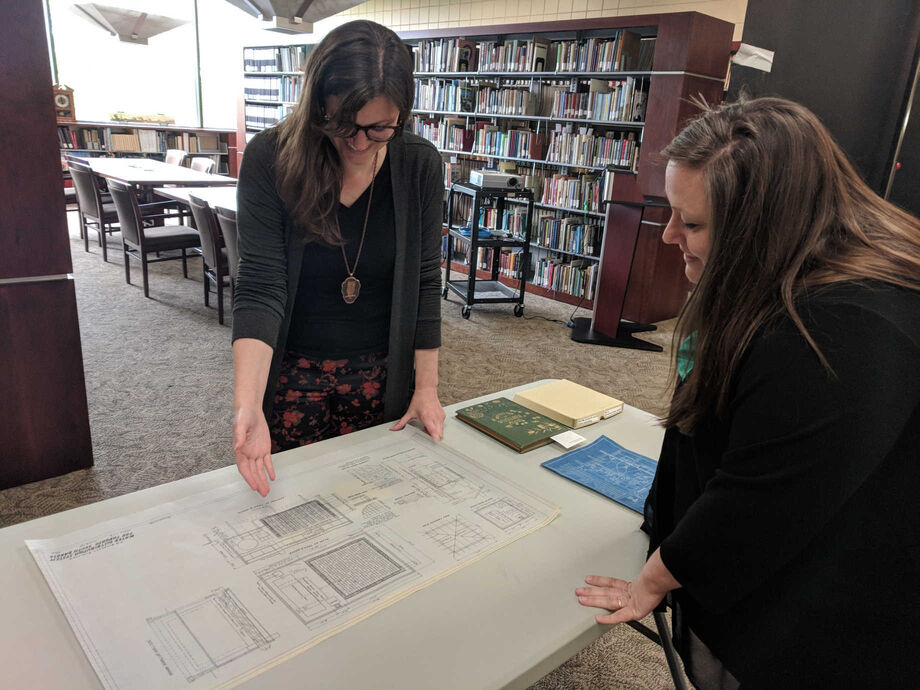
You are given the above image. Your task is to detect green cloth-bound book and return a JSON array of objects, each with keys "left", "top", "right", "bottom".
[{"left": 455, "top": 397, "right": 567, "bottom": 452}]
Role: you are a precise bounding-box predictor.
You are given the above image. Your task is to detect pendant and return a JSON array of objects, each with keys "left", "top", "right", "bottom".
[{"left": 341, "top": 275, "right": 361, "bottom": 304}]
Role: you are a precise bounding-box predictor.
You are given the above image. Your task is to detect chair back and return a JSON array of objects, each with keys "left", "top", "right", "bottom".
[
  {"left": 214, "top": 207, "right": 240, "bottom": 280},
  {"left": 68, "top": 161, "right": 104, "bottom": 218},
  {"left": 165, "top": 149, "right": 187, "bottom": 166},
  {"left": 106, "top": 179, "right": 144, "bottom": 248},
  {"left": 189, "top": 157, "right": 215, "bottom": 174},
  {"left": 188, "top": 195, "right": 222, "bottom": 271}
]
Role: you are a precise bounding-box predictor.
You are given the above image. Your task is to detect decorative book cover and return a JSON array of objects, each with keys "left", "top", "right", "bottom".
[
  {"left": 541, "top": 435, "right": 657, "bottom": 513},
  {"left": 455, "top": 397, "right": 567, "bottom": 452},
  {"left": 513, "top": 379, "right": 623, "bottom": 429}
]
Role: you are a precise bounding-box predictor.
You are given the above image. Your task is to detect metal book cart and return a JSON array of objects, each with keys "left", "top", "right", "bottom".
[{"left": 443, "top": 181, "right": 534, "bottom": 319}]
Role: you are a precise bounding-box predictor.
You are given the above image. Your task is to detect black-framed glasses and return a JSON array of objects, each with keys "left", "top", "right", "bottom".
[
  {"left": 323, "top": 112, "right": 402, "bottom": 142},
  {"left": 335, "top": 122, "right": 403, "bottom": 142}
]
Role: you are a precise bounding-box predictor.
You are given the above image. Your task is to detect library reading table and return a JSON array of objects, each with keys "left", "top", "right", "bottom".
[
  {"left": 0, "top": 382, "right": 664, "bottom": 689},
  {"left": 153, "top": 185, "right": 238, "bottom": 213},
  {"left": 86, "top": 158, "right": 236, "bottom": 188}
]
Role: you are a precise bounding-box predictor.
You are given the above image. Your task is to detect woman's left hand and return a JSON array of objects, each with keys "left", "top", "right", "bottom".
[
  {"left": 575, "top": 575, "right": 666, "bottom": 625},
  {"left": 390, "top": 387, "right": 445, "bottom": 440}
]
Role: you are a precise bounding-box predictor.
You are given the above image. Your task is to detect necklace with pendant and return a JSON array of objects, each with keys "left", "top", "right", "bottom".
[{"left": 340, "top": 150, "right": 378, "bottom": 304}]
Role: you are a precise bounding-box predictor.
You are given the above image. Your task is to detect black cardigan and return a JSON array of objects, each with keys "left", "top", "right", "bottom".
[
  {"left": 231, "top": 129, "right": 443, "bottom": 421},
  {"left": 645, "top": 281, "right": 920, "bottom": 687}
]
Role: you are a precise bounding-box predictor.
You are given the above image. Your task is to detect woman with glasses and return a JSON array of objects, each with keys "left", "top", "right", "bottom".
[{"left": 232, "top": 20, "right": 445, "bottom": 497}]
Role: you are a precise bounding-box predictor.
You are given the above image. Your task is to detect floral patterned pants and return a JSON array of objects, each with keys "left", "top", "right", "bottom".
[{"left": 268, "top": 350, "right": 387, "bottom": 453}]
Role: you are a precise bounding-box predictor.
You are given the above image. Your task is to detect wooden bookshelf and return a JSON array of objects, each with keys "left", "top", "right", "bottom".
[
  {"left": 402, "top": 14, "right": 731, "bottom": 319},
  {"left": 237, "top": 13, "right": 732, "bottom": 324},
  {"left": 57, "top": 120, "right": 239, "bottom": 176}
]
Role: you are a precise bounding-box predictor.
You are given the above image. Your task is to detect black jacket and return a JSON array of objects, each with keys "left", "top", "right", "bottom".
[{"left": 645, "top": 281, "right": 920, "bottom": 688}]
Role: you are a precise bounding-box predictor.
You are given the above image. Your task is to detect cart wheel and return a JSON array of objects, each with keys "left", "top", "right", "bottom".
[
  {"left": 461, "top": 306, "right": 471, "bottom": 319},
  {"left": 514, "top": 304, "right": 524, "bottom": 317},
  {"left": 442, "top": 287, "right": 449, "bottom": 299}
]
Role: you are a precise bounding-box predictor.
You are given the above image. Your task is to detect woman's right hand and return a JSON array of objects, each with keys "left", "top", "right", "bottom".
[{"left": 233, "top": 406, "right": 275, "bottom": 497}]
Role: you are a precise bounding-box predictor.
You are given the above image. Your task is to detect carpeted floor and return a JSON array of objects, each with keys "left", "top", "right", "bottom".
[{"left": 0, "top": 211, "right": 686, "bottom": 688}]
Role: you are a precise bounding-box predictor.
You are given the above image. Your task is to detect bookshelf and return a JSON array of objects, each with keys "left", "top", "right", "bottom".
[
  {"left": 237, "top": 13, "right": 732, "bottom": 323},
  {"left": 57, "top": 120, "right": 239, "bottom": 176},
  {"left": 241, "top": 44, "right": 314, "bottom": 144}
]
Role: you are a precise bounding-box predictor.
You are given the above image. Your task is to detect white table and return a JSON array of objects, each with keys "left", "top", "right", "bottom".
[
  {"left": 152, "top": 185, "right": 237, "bottom": 213},
  {"left": 87, "top": 158, "right": 236, "bottom": 187},
  {"left": 0, "top": 382, "right": 663, "bottom": 689}
]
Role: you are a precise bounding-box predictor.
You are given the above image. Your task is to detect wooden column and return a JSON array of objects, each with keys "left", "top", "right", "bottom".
[{"left": 0, "top": 3, "right": 93, "bottom": 488}]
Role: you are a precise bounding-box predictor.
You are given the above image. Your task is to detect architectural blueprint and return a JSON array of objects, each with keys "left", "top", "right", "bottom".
[
  {"left": 26, "top": 428, "right": 559, "bottom": 689},
  {"left": 540, "top": 434, "right": 656, "bottom": 513}
]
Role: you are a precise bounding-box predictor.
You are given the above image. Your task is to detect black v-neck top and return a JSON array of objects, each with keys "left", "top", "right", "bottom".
[{"left": 286, "top": 157, "right": 395, "bottom": 357}]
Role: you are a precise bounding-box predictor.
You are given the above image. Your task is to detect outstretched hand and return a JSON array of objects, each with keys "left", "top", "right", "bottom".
[
  {"left": 390, "top": 387, "right": 445, "bottom": 440},
  {"left": 233, "top": 406, "right": 275, "bottom": 497},
  {"left": 575, "top": 575, "right": 665, "bottom": 625}
]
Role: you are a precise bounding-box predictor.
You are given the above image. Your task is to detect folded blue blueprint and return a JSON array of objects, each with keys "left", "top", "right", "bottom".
[{"left": 541, "top": 435, "right": 657, "bottom": 514}]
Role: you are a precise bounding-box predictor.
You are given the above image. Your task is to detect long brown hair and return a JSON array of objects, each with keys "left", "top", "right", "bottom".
[
  {"left": 274, "top": 20, "right": 413, "bottom": 245},
  {"left": 663, "top": 96, "right": 920, "bottom": 434}
]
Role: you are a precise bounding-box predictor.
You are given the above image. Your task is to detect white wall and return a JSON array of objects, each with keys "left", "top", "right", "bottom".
[{"left": 49, "top": 0, "right": 747, "bottom": 131}]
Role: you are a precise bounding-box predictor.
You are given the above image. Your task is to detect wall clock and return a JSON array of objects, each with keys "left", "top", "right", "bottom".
[{"left": 53, "top": 85, "right": 75, "bottom": 121}]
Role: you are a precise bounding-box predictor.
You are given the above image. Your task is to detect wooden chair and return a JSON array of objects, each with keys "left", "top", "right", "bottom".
[
  {"left": 214, "top": 206, "right": 240, "bottom": 295},
  {"left": 107, "top": 179, "right": 201, "bottom": 298},
  {"left": 188, "top": 194, "right": 230, "bottom": 324},
  {"left": 189, "top": 157, "right": 215, "bottom": 174},
  {"left": 164, "top": 149, "right": 187, "bottom": 166}
]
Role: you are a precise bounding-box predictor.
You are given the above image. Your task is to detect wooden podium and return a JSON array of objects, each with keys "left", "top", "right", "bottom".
[{"left": 571, "top": 197, "right": 671, "bottom": 352}]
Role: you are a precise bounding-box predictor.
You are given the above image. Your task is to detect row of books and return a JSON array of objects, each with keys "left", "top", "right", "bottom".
[
  {"left": 533, "top": 256, "right": 598, "bottom": 300},
  {"left": 415, "top": 79, "right": 476, "bottom": 113},
  {"left": 447, "top": 192, "right": 600, "bottom": 258},
  {"left": 415, "top": 37, "right": 480, "bottom": 73},
  {"left": 58, "top": 125, "right": 101, "bottom": 150},
  {"left": 443, "top": 237, "right": 598, "bottom": 300},
  {"left": 243, "top": 76, "right": 302, "bottom": 103},
  {"left": 471, "top": 206, "right": 529, "bottom": 236},
  {"left": 533, "top": 213, "right": 602, "bottom": 257},
  {"left": 415, "top": 116, "right": 639, "bottom": 169},
  {"left": 413, "top": 116, "right": 468, "bottom": 152},
  {"left": 477, "top": 37, "right": 554, "bottom": 73},
  {"left": 415, "top": 79, "right": 538, "bottom": 117},
  {"left": 541, "top": 173, "right": 604, "bottom": 214},
  {"left": 545, "top": 127, "right": 640, "bottom": 170},
  {"left": 244, "top": 103, "right": 290, "bottom": 130},
  {"left": 58, "top": 126, "right": 222, "bottom": 153},
  {"left": 415, "top": 77, "right": 647, "bottom": 123},
  {"left": 448, "top": 244, "right": 528, "bottom": 280},
  {"left": 473, "top": 125, "right": 548, "bottom": 160},
  {"left": 547, "top": 78, "right": 647, "bottom": 122},
  {"left": 411, "top": 32, "right": 647, "bottom": 74},
  {"left": 554, "top": 34, "right": 643, "bottom": 72},
  {"left": 475, "top": 84, "right": 536, "bottom": 116},
  {"left": 446, "top": 192, "right": 530, "bottom": 235},
  {"left": 243, "top": 45, "right": 311, "bottom": 73}
]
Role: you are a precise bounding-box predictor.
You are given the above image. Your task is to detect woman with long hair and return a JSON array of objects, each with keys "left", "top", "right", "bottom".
[
  {"left": 576, "top": 97, "right": 920, "bottom": 686},
  {"left": 232, "top": 20, "right": 445, "bottom": 497}
]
